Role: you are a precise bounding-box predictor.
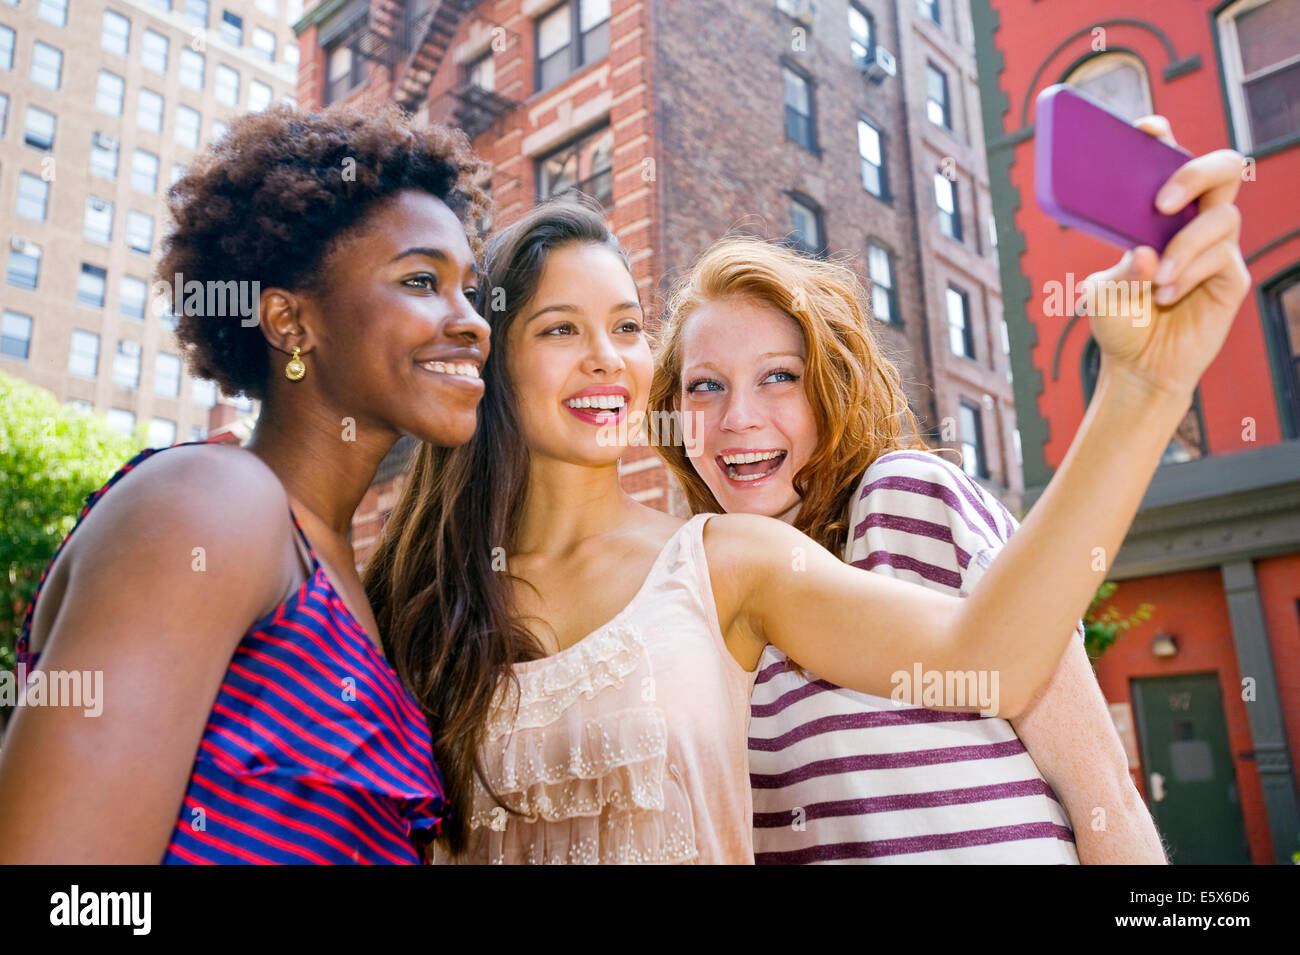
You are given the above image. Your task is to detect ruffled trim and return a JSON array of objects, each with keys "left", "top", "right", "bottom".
[{"left": 490, "top": 623, "right": 646, "bottom": 738}]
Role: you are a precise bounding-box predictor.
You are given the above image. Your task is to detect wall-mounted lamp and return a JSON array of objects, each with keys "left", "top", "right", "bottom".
[{"left": 1151, "top": 632, "right": 1179, "bottom": 658}]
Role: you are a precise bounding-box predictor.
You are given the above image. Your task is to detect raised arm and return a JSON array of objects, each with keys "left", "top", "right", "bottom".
[
  {"left": 709, "top": 118, "right": 1250, "bottom": 720},
  {"left": 0, "top": 446, "right": 299, "bottom": 863}
]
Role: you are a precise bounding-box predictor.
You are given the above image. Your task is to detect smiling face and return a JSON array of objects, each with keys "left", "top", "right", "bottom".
[
  {"left": 506, "top": 242, "right": 650, "bottom": 467},
  {"left": 304, "top": 189, "right": 488, "bottom": 448},
  {"left": 677, "top": 294, "right": 820, "bottom": 521}
]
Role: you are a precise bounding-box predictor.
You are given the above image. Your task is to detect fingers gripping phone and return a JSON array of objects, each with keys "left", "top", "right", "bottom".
[{"left": 1034, "top": 84, "right": 1198, "bottom": 254}]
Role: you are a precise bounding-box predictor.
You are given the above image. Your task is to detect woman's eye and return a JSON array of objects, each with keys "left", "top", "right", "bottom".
[
  {"left": 464, "top": 287, "right": 481, "bottom": 304},
  {"left": 685, "top": 378, "right": 722, "bottom": 394},
  {"left": 618, "top": 320, "right": 643, "bottom": 334},
  {"left": 764, "top": 369, "right": 799, "bottom": 384},
  {"left": 404, "top": 274, "right": 438, "bottom": 291},
  {"left": 543, "top": 323, "right": 575, "bottom": 336}
]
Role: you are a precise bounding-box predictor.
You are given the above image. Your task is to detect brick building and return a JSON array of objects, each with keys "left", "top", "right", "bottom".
[
  {"left": 292, "top": 0, "right": 1019, "bottom": 563},
  {"left": 1, "top": 0, "right": 302, "bottom": 444},
  {"left": 971, "top": 0, "right": 1300, "bottom": 863}
]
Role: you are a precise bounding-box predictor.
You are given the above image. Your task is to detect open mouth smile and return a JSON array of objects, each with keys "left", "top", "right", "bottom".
[{"left": 717, "top": 448, "right": 787, "bottom": 485}]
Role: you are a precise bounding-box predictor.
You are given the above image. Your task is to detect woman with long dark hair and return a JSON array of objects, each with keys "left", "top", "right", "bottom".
[
  {"left": 367, "top": 120, "right": 1250, "bottom": 864},
  {"left": 0, "top": 104, "right": 490, "bottom": 863}
]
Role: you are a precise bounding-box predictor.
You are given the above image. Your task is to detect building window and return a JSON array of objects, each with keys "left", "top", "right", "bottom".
[
  {"left": 37, "top": 0, "right": 68, "bottom": 23},
  {"left": 155, "top": 352, "right": 182, "bottom": 397},
  {"left": 112, "top": 339, "right": 141, "bottom": 388},
  {"left": 179, "top": 48, "right": 205, "bottom": 90},
  {"left": 211, "top": 119, "right": 228, "bottom": 143},
  {"left": 121, "top": 275, "right": 148, "bottom": 320},
  {"left": 1065, "top": 52, "right": 1153, "bottom": 124},
  {"left": 926, "top": 62, "right": 951, "bottom": 129},
  {"left": 1, "top": 310, "right": 33, "bottom": 361},
  {"left": 185, "top": 0, "right": 209, "bottom": 28},
  {"left": 132, "top": 150, "right": 160, "bottom": 194},
  {"left": 146, "top": 0, "right": 172, "bottom": 10},
  {"left": 468, "top": 51, "right": 494, "bottom": 92},
  {"left": 285, "top": 42, "right": 299, "bottom": 69},
  {"left": 783, "top": 65, "right": 816, "bottom": 151},
  {"left": 215, "top": 64, "right": 240, "bottom": 106},
  {"left": 946, "top": 285, "right": 974, "bottom": 358},
  {"left": 252, "top": 26, "right": 275, "bottom": 62},
  {"left": 31, "top": 42, "right": 63, "bottom": 90},
  {"left": 220, "top": 10, "right": 243, "bottom": 47},
  {"left": 148, "top": 417, "right": 177, "bottom": 447},
  {"left": 958, "top": 400, "right": 988, "bottom": 479},
  {"left": 0, "top": 25, "right": 13, "bottom": 71},
  {"left": 7, "top": 241, "right": 41, "bottom": 289},
  {"left": 849, "top": 3, "right": 873, "bottom": 71},
  {"left": 192, "top": 377, "right": 217, "bottom": 407},
  {"left": 789, "top": 194, "right": 824, "bottom": 255},
  {"left": 324, "top": 34, "right": 365, "bottom": 105},
  {"left": 102, "top": 10, "right": 130, "bottom": 56},
  {"left": 536, "top": 0, "right": 610, "bottom": 93},
  {"left": 69, "top": 330, "right": 101, "bottom": 379},
  {"left": 85, "top": 196, "right": 114, "bottom": 243},
  {"left": 79, "top": 264, "right": 109, "bottom": 309},
  {"left": 1264, "top": 269, "right": 1300, "bottom": 435},
  {"left": 137, "top": 89, "right": 164, "bottom": 132},
  {"left": 24, "top": 106, "right": 56, "bottom": 150},
  {"left": 867, "top": 241, "right": 898, "bottom": 325},
  {"left": 1218, "top": 0, "right": 1300, "bottom": 152},
  {"left": 537, "top": 124, "right": 614, "bottom": 207},
  {"left": 918, "top": 0, "right": 940, "bottom": 25},
  {"left": 0, "top": 93, "right": 7, "bottom": 136},
  {"left": 175, "top": 105, "right": 201, "bottom": 149},
  {"left": 106, "top": 408, "right": 135, "bottom": 435},
  {"left": 142, "top": 29, "right": 169, "bottom": 74},
  {"left": 256, "top": 0, "right": 278, "bottom": 14},
  {"left": 98, "top": 71, "right": 126, "bottom": 115},
  {"left": 171, "top": 162, "right": 187, "bottom": 185},
  {"left": 857, "top": 118, "right": 887, "bottom": 198},
  {"left": 17, "top": 172, "right": 50, "bottom": 221},
  {"left": 935, "top": 170, "right": 962, "bottom": 242},
  {"left": 249, "top": 80, "right": 272, "bottom": 113},
  {"left": 90, "top": 131, "right": 120, "bottom": 179},
  {"left": 126, "top": 210, "right": 154, "bottom": 253}
]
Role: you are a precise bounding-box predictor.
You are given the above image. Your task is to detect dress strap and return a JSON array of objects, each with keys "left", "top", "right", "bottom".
[{"left": 286, "top": 506, "right": 321, "bottom": 576}]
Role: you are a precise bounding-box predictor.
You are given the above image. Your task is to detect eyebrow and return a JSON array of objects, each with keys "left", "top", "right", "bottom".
[
  {"left": 388, "top": 247, "right": 483, "bottom": 278},
  {"left": 525, "top": 301, "right": 643, "bottom": 326},
  {"left": 686, "top": 351, "right": 806, "bottom": 372}
]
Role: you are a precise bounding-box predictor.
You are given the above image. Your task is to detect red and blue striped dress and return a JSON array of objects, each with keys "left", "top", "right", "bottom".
[{"left": 16, "top": 442, "right": 447, "bottom": 864}]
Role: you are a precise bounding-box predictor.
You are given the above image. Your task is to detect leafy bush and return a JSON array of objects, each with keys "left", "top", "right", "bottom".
[
  {"left": 1, "top": 372, "right": 136, "bottom": 671},
  {"left": 1084, "top": 581, "right": 1155, "bottom": 664}
]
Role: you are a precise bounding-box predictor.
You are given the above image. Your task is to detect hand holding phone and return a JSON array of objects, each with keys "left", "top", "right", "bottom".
[{"left": 1034, "top": 84, "right": 1197, "bottom": 254}]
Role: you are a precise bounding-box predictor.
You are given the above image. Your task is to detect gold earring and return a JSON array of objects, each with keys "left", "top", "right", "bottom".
[{"left": 285, "top": 345, "right": 306, "bottom": 381}]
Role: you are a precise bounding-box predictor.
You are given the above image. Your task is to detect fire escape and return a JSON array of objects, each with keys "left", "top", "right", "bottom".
[{"left": 351, "top": 0, "right": 517, "bottom": 136}]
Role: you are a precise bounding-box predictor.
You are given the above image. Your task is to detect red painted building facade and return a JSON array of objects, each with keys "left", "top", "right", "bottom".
[{"left": 971, "top": 0, "right": 1300, "bottom": 863}]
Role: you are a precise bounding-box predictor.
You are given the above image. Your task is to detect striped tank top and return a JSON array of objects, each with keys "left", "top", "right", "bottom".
[
  {"left": 16, "top": 442, "right": 447, "bottom": 864},
  {"left": 748, "top": 450, "right": 1078, "bottom": 864}
]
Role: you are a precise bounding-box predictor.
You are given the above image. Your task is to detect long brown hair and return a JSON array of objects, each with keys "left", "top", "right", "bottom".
[
  {"left": 363, "top": 197, "right": 632, "bottom": 854},
  {"left": 648, "top": 235, "right": 939, "bottom": 557}
]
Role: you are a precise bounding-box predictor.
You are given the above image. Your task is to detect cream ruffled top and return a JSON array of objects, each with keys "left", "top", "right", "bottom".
[{"left": 429, "top": 514, "right": 757, "bottom": 865}]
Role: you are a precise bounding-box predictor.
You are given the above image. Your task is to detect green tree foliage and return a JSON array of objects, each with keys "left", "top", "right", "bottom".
[
  {"left": 1, "top": 372, "right": 136, "bottom": 671},
  {"left": 1084, "top": 581, "right": 1155, "bottom": 665}
]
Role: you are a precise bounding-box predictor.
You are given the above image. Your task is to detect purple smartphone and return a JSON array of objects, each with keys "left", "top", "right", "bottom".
[{"left": 1034, "top": 84, "right": 1197, "bottom": 254}]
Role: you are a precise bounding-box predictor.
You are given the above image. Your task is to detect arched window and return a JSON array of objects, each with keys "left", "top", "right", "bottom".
[{"left": 1065, "top": 52, "right": 1153, "bottom": 122}]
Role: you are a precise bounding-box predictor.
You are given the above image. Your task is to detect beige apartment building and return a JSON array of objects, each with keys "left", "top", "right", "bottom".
[{"left": 1, "top": 0, "right": 300, "bottom": 443}]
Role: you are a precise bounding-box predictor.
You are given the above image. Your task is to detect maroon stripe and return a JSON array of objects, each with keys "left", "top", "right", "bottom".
[
  {"left": 754, "top": 822, "right": 1075, "bottom": 864},
  {"left": 856, "top": 472, "right": 995, "bottom": 550},
  {"left": 850, "top": 551, "right": 963, "bottom": 590},
  {"left": 749, "top": 708, "right": 985, "bottom": 751},
  {"left": 752, "top": 778, "right": 1060, "bottom": 827},
  {"left": 850, "top": 513, "right": 973, "bottom": 569},
  {"left": 884, "top": 451, "right": 1003, "bottom": 542},
  {"left": 750, "top": 738, "right": 1028, "bottom": 788},
  {"left": 750, "top": 678, "right": 843, "bottom": 718},
  {"left": 754, "top": 657, "right": 794, "bottom": 687}
]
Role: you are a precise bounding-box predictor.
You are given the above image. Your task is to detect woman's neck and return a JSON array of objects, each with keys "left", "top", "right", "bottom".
[
  {"left": 245, "top": 397, "right": 396, "bottom": 536},
  {"left": 514, "top": 456, "right": 638, "bottom": 556}
]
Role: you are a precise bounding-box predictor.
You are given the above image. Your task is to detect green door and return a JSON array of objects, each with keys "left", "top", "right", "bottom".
[{"left": 1131, "top": 672, "right": 1251, "bottom": 864}]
